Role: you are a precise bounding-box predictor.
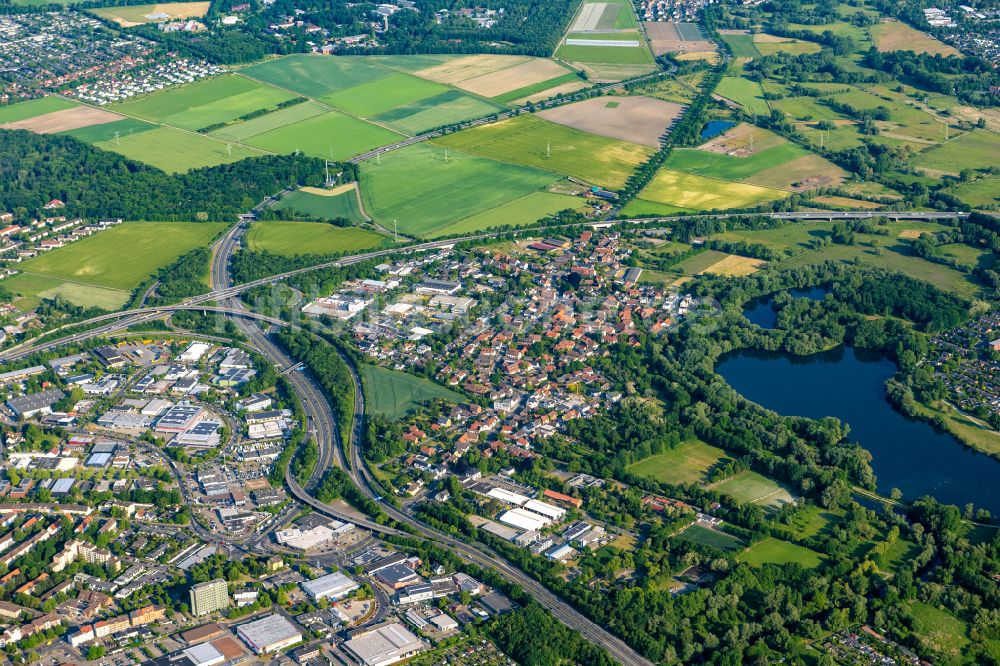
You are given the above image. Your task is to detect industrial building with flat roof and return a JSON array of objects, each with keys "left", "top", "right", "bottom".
[
  {"left": 236, "top": 614, "right": 302, "bottom": 654},
  {"left": 300, "top": 571, "right": 359, "bottom": 602},
  {"left": 155, "top": 404, "right": 204, "bottom": 433},
  {"left": 497, "top": 508, "right": 548, "bottom": 532},
  {"left": 340, "top": 622, "right": 425, "bottom": 666}
]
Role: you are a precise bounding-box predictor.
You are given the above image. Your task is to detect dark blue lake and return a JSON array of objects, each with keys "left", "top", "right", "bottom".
[
  {"left": 700, "top": 120, "right": 736, "bottom": 140},
  {"left": 744, "top": 287, "right": 829, "bottom": 328},
  {"left": 716, "top": 346, "right": 1000, "bottom": 515}
]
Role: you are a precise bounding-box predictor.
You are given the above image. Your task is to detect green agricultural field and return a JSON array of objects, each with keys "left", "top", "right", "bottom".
[
  {"left": 721, "top": 34, "right": 760, "bottom": 58},
  {"left": 242, "top": 55, "right": 393, "bottom": 98},
  {"left": 672, "top": 249, "right": 729, "bottom": 274},
  {"left": 435, "top": 114, "right": 652, "bottom": 189},
  {"left": 94, "top": 126, "right": 267, "bottom": 173},
  {"left": 322, "top": 72, "right": 450, "bottom": 117},
  {"left": 913, "top": 130, "right": 1000, "bottom": 176},
  {"left": 58, "top": 117, "right": 156, "bottom": 144},
  {"left": 361, "top": 365, "right": 463, "bottom": 420},
  {"left": 665, "top": 143, "right": 805, "bottom": 182},
  {"left": 0, "top": 96, "right": 78, "bottom": 123},
  {"left": 109, "top": 74, "right": 294, "bottom": 131},
  {"left": 619, "top": 200, "right": 694, "bottom": 217},
  {"left": 716, "top": 76, "right": 770, "bottom": 116},
  {"left": 677, "top": 525, "right": 745, "bottom": 551},
  {"left": 8, "top": 222, "right": 224, "bottom": 309},
  {"left": 626, "top": 439, "right": 732, "bottom": 485},
  {"left": 494, "top": 72, "right": 581, "bottom": 104},
  {"left": 710, "top": 470, "right": 796, "bottom": 511},
  {"left": 245, "top": 222, "right": 387, "bottom": 257},
  {"left": 359, "top": 143, "right": 560, "bottom": 237},
  {"left": 208, "top": 101, "right": 327, "bottom": 142},
  {"left": 373, "top": 90, "right": 502, "bottom": 136},
  {"left": 636, "top": 169, "right": 788, "bottom": 211},
  {"left": 273, "top": 187, "right": 367, "bottom": 224},
  {"left": 738, "top": 538, "right": 824, "bottom": 568},
  {"left": 428, "top": 192, "right": 581, "bottom": 238},
  {"left": 556, "top": 34, "right": 655, "bottom": 65},
  {"left": 754, "top": 39, "right": 821, "bottom": 56},
  {"left": 908, "top": 602, "right": 970, "bottom": 659},
  {"left": 954, "top": 176, "right": 1000, "bottom": 208},
  {"left": 771, "top": 96, "right": 848, "bottom": 122},
  {"left": 243, "top": 111, "right": 402, "bottom": 160}
]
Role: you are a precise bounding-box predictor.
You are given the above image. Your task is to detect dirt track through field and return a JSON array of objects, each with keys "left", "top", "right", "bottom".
[{"left": 0, "top": 106, "right": 123, "bottom": 133}]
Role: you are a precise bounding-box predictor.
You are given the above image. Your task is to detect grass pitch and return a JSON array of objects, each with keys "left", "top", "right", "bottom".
[
  {"left": 245, "top": 223, "right": 388, "bottom": 257},
  {"left": 636, "top": 169, "right": 788, "bottom": 211},
  {"left": 738, "top": 537, "right": 824, "bottom": 568},
  {"left": 677, "top": 524, "right": 745, "bottom": 551},
  {"left": 9, "top": 222, "right": 225, "bottom": 308},
  {"left": 627, "top": 439, "right": 732, "bottom": 485},
  {"left": 434, "top": 114, "right": 652, "bottom": 189},
  {"left": 359, "top": 143, "right": 560, "bottom": 237},
  {"left": 94, "top": 126, "right": 266, "bottom": 173},
  {"left": 710, "top": 470, "right": 796, "bottom": 512},
  {"left": 361, "top": 365, "right": 463, "bottom": 420},
  {"left": 109, "top": 74, "right": 294, "bottom": 131}
]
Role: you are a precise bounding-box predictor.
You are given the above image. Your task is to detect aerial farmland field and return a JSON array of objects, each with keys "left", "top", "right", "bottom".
[
  {"left": 428, "top": 191, "right": 582, "bottom": 238},
  {"left": 359, "top": 143, "right": 562, "bottom": 237},
  {"left": 109, "top": 74, "right": 294, "bottom": 131},
  {"left": 371, "top": 91, "right": 502, "bottom": 135},
  {"left": 208, "top": 101, "right": 327, "bottom": 142},
  {"left": 361, "top": 365, "right": 463, "bottom": 420},
  {"left": 245, "top": 222, "right": 388, "bottom": 257},
  {"left": 58, "top": 117, "right": 156, "bottom": 144},
  {"left": 273, "top": 186, "right": 368, "bottom": 224},
  {"left": 912, "top": 129, "right": 1000, "bottom": 176},
  {"left": 715, "top": 76, "right": 770, "bottom": 116},
  {"left": 241, "top": 55, "right": 393, "bottom": 98},
  {"left": 538, "top": 95, "right": 683, "bottom": 147},
  {"left": 6, "top": 222, "right": 225, "bottom": 309},
  {"left": 434, "top": 114, "right": 652, "bottom": 189},
  {"left": 0, "top": 96, "right": 78, "bottom": 123},
  {"left": 94, "top": 126, "right": 266, "bottom": 173},
  {"left": 322, "top": 72, "right": 451, "bottom": 117},
  {"left": 242, "top": 110, "right": 402, "bottom": 160},
  {"left": 634, "top": 168, "right": 788, "bottom": 211}
]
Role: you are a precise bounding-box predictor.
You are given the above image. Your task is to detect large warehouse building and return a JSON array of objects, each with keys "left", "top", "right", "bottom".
[
  {"left": 235, "top": 614, "right": 302, "bottom": 654},
  {"left": 301, "top": 571, "right": 359, "bottom": 602},
  {"left": 340, "top": 622, "right": 425, "bottom": 666}
]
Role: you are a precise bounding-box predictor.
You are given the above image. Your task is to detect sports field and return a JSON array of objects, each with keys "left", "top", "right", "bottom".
[
  {"left": 435, "top": 115, "right": 652, "bottom": 189},
  {"left": 716, "top": 76, "right": 770, "bottom": 116},
  {"left": 361, "top": 365, "right": 463, "bottom": 420},
  {"left": 871, "top": 21, "right": 959, "bottom": 56},
  {"left": 677, "top": 524, "right": 744, "bottom": 551},
  {"left": 109, "top": 74, "right": 294, "bottom": 131},
  {"left": 94, "top": 127, "right": 267, "bottom": 173},
  {"left": 360, "top": 143, "right": 561, "bottom": 237},
  {"left": 626, "top": 439, "right": 731, "bottom": 485},
  {"left": 634, "top": 169, "right": 788, "bottom": 211},
  {"left": 8, "top": 222, "right": 224, "bottom": 309},
  {"left": 243, "top": 110, "right": 402, "bottom": 160},
  {"left": 273, "top": 186, "right": 367, "bottom": 224},
  {"left": 710, "top": 470, "right": 796, "bottom": 512},
  {"left": 428, "top": 192, "right": 581, "bottom": 238},
  {"left": 88, "top": 1, "right": 210, "bottom": 25},
  {"left": 738, "top": 538, "right": 824, "bottom": 568},
  {"left": 245, "top": 223, "right": 387, "bottom": 257}
]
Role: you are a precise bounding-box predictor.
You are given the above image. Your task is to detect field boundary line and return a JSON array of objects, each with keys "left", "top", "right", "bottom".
[{"left": 16, "top": 270, "right": 130, "bottom": 294}]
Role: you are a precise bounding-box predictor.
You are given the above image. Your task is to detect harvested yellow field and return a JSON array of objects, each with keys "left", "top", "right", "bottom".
[
  {"left": 300, "top": 183, "right": 357, "bottom": 197},
  {"left": 675, "top": 50, "right": 719, "bottom": 63},
  {"left": 871, "top": 21, "right": 959, "bottom": 56},
  {"left": 951, "top": 106, "right": 1000, "bottom": 132},
  {"left": 414, "top": 55, "right": 531, "bottom": 85},
  {"left": 456, "top": 59, "right": 572, "bottom": 97},
  {"left": 639, "top": 169, "right": 788, "bottom": 210},
  {"left": 698, "top": 123, "right": 785, "bottom": 155},
  {"left": 0, "top": 106, "right": 123, "bottom": 133},
  {"left": 701, "top": 254, "right": 766, "bottom": 276},
  {"left": 93, "top": 1, "right": 211, "bottom": 26}
]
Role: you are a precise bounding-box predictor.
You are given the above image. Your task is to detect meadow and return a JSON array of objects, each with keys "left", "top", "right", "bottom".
[
  {"left": 912, "top": 130, "right": 1000, "bottom": 176},
  {"left": 738, "top": 538, "right": 824, "bottom": 568},
  {"left": 245, "top": 223, "right": 388, "bottom": 257},
  {"left": 242, "top": 111, "right": 402, "bottom": 161},
  {"left": 428, "top": 192, "right": 581, "bottom": 238},
  {"left": 720, "top": 33, "right": 760, "bottom": 58},
  {"left": 666, "top": 143, "right": 804, "bottom": 181},
  {"left": 435, "top": 115, "right": 652, "bottom": 189},
  {"left": 634, "top": 169, "right": 788, "bottom": 211},
  {"left": 953, "top": 176, "right": 1000, "bottom": 208},
  {"left": 109, "top": 74, "right": 294, "bottom": 131},
  {"left": 8, "top": 222, "right": 225, "bottom": 309},
  {"left": 626, "top": 439, "right": 732, "bottom": 485},
  {"left": 710, "top": 470, "right": 796, "bottom": 512},
  {"left": 359, "top": 143, "right": 561, "bottom": 237},
  {"left": 361, "top": 365, "right": 463, "bottom": 420},
  {"left": 870, "top": 21, "right": 959, "bottom": 56},
  {"left": 94, "top": 127, "right": 266, "bottom": 173},
  {"left": 908, "top": 602, "right": 970, "bottom": 659},
  {"left": 715, "top": 76, "right": 770, "bottom": 116},
  {"left": 273, "top": 187, "right": 367, "bottom": 224}
]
